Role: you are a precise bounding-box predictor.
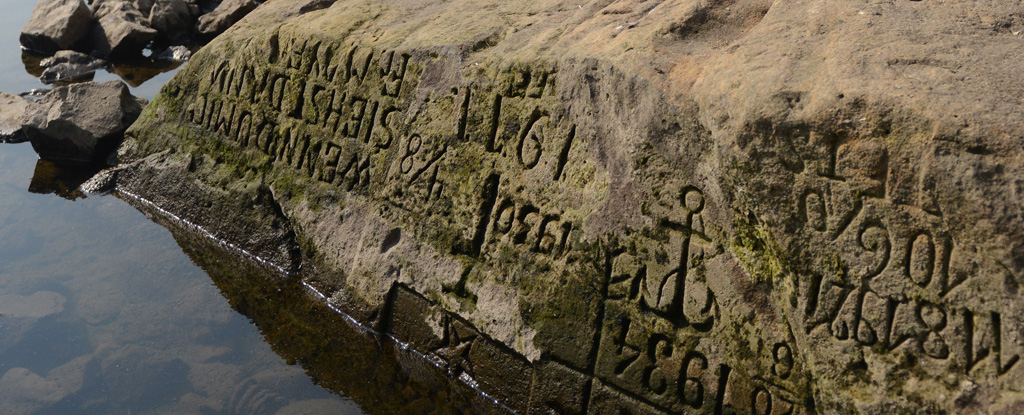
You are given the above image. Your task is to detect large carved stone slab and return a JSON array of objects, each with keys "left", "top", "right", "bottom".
[{"left": 108, "top": 0, "right": 1024, "bottom": 413}]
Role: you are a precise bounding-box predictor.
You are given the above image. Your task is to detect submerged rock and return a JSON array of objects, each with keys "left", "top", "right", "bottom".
[
  {"left": 24, "top": 80, "right": 144, "bottom": 162},
  {"left": 87, "top": 345, "right": 192, "bottom": 411},
  {"left": 112, "top": 0, "right": 1024, "bottom": 413},
  {"left": 0, "top": 367, "right": 77, "bottom": 415},
  {"left": 19, "top": 0, "right": 93, "bottom": 54},
  {"left": 90, "top": 0, "right": 159, "bottom": 57},
  {"left": 0, "top": 292, "right": 66, "bottom": 319},
  {"left": 196, "top": 0, "right": 257, "bottom": 36}
]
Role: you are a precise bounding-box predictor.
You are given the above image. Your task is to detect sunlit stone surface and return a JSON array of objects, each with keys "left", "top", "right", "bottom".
[{"left": 108, "top": 0, "right": 1024, "bottom": 413}]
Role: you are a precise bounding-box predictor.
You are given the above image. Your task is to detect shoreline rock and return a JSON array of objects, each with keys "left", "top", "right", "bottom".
[
  {"left": 24, "top": 80, "right": 144, "bottom": 162},
  {"left": 196, "top": 0, "right": 256, "bottom": 37},
  {"left": 107, "top": 0, "right": 1024, "bottom": 413},
  {"left": 90, "top": 0, "right": 159, "bottom": 57},
  {"left": 19, "top": 0, "right": 93, "bottom": 54},
  {"left": 19, "top": 0, "right": 262, "bottom": 65}
]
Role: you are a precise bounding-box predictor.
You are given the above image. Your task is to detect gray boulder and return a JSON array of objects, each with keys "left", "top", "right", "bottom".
[
  {"left": 147, "top": 0, "right": 195, "bottom": 44},
  {"left": 23, "top": 81, "right": 144, "bottom": 162},
  {"left": 92, "top": 0, "right": 155, "bottom": 18},
  {"left": 196, "top": 0, "right": 257, "bottom": 36},
  {"left": 0, "top": 93, "right": 31, "bottom": 144},
  {"left": 188, "top": 0, "right": 217, "bottom": 15},
  {"left": 90, "top": 1, "right": 158, "bottom": 57},
  {"left": 19, "top": 0, "right": 93, "bottom": 54},
  {"left": 39, "top": 50, "right": 108, "bottom": 84}
]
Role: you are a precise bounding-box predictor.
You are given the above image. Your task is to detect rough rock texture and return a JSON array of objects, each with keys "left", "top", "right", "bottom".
[
  {"left": 92, "top": 0, "right": 156, "bottom": 17},
  {"left": 25, "top": 80, "right": 144, "bottom": 162},
  {"left": 147, "top": 0, "right": 196, "bottom": 44},
  {"left": 112, "top": 0, "right": 1024, "bottom": 413},
  {"left": 19, "top": 0, "right": 93, "bottom": 54},
  {"left": 196, "top": 0, "right": 257, "bottom": 36},
  {"left": 91, "top": 0, "right": 159, "bottom": 57},
  {"left": 117, "top": 203, "right": 514, "bottom": 414}
]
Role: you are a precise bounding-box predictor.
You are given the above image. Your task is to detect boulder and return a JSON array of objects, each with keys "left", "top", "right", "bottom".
[
  {"left": 196, "top": 0, "right": 257, "bottom": 36},
  {"left": 147, "top": 0, "right": 195, "bottom": 44},
  {"left": 39, "top": 50, "right": 108, "bottom": 84},
  {"left": 19, "top": 0, "right": 93, "bottom": 54},
  {"left": 113, "top": 0, "right": 1024, "bottom": 413},
  {"left": 24, "top": 80, "right": 144, "bottom": 162},
  {"left": 90, "top": 0, "right": 159, "bottom": 57},
  {"left": 92, "top": 0, "right": 155, "bottom": 18},
  {"left": 0, "top": 93, "right": 31, "bottom": 143}
]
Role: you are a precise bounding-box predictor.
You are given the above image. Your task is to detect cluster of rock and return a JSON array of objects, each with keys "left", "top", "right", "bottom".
[
  {"left": 17, "top": 0, "right": 259, "bottom": 86},
  {"left": 0, "top": 81, "right": 144, "bottom": 162},
  {"left": 20, "top": 0, "right": 259, "bottom": 58},
  {"left": 2, "top": 0, "right": 266, "bottom": 163}
]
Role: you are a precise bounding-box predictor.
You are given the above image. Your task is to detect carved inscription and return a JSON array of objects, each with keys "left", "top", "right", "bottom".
[
  {"left": 176, "top": 32, "right": 843, "bottom": 415},
  {"left": 788, "top": 131, "right": 1022, "bottom": 384},
  {"left": 481, "top": 193, "right": 573, "bottom": 259},
  {"left": 184, "top": 39, "right": 591, "bottom": 266},
  {"left": 589, "top": 184, "right": 811, "bottom": 413},
  {"left": 607, "top": 187, "right": 717, "bottom": 331},
  {"left": 457, "top": 67, "right": 577, "bottom": 179},
  {"left": 189, "top": 36, "right": 413, "bottom": 199}
]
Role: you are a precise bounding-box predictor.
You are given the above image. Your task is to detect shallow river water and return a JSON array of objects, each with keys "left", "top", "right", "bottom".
[
  {"left": 0, "top": 2, "right": 500, "bottom": 414},
  {"left": 0, "top": 2, "right": 370, "bottom": 414}
]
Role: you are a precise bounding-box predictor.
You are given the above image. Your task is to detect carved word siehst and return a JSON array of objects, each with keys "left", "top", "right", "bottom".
[
  {"left": 188, "top": 40, "right": 410, "bottom": 187},
  {"left": 187, "top": 38, "right": 585, "bottom": 265}
]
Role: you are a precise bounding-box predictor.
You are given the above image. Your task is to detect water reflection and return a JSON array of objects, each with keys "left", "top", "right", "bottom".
[
  {"left": 107, "top": 57, "right": 186, "bottom": 88},
  {"left": 20, "top": 49, "right": 186, "bottom": 92},
  {"left": 27, "top": 159, "right": 103, "bottom": 200},
  {"left": 19, "top": 50, "right": 45, "bottom": 78},
  {"left": 131, "top": 195, "right": 512, "bottom": 415},
  {"left": 0, "top": 143, "right": 364, "bottom": 414},
  {"left": 0, "top": 139, "right": 507, "bottom": 414}
]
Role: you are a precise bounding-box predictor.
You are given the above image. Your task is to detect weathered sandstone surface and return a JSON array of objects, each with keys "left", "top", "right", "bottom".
[{"left": 107, "top": 0, "right": 1024, "bottom": 413}]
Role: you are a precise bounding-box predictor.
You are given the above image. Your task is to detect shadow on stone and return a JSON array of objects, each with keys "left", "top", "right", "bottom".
[{"left": 21, "top": 50, "right": 47, "bottom": 78}]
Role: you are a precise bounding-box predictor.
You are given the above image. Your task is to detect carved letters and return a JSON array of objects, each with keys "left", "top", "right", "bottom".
[
  {"left": 180, "top": 33, "right": 826, "bottom": 415},
  {"left": 790, "top": 132, "right": 1020, "bottom": 383},
  {"left": 186, "top": 37, "right": 584, "bottom": 265}
]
